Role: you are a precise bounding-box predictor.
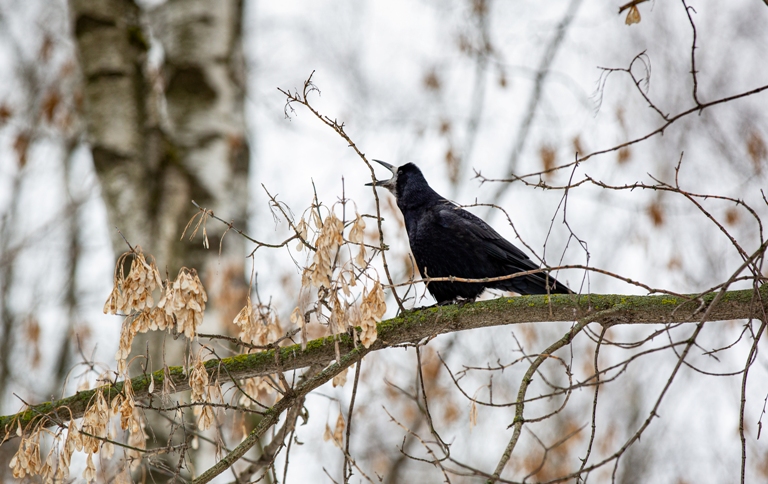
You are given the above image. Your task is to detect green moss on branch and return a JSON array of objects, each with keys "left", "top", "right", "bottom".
[{"left": 1, "top": 286, "right": 765, "bottom": 442}]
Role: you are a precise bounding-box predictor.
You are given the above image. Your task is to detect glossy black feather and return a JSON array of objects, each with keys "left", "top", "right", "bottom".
[{"left": 384, "top": 163, "right": 570, "bottom": 304}]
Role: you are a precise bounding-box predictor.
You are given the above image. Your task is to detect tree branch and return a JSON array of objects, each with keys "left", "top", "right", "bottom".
[{"left": 2, "top": 286, "right": 766, "bottom": 444}]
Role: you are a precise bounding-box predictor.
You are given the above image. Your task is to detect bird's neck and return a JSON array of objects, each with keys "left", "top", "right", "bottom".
[{"left": 397, "top": 186, "right": 444, "bottom": 213}]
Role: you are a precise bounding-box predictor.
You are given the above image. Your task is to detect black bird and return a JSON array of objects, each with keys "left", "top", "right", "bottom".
[{"left": 367, "top": 160, "right": 571, "bottom": 304}]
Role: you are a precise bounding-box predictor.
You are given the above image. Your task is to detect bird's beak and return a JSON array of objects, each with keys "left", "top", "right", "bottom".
[{"left": 365, "top": 159, "right": 397, "bottom": 192}]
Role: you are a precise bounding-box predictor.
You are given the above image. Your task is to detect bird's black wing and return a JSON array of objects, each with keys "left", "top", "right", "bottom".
[
  {"left": 435, "top": 203, "right": 569, "bottom": 294},
  {"left": 434, "top": 203, "right": 536, "bottom": 268}
]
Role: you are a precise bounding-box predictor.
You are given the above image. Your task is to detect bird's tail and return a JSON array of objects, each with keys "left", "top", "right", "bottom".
[
  {"left": 501, "top": 271, "right": 573, "bottom": 296},
  {"left": 535, "top": 272, "right": 572, "bottom": 295}
]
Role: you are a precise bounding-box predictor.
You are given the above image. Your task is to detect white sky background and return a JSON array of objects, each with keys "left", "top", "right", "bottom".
[{"left": 1, "top": 0, "right": 768, "bottom": 482}]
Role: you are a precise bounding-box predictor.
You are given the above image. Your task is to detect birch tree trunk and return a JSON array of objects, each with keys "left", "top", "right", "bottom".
[
  {"left": 70, "top": 0, "right": 249, "bottom": 328},
  {"left": 152, "top": 0, "right": 249, "bottom": 328},
  {"left": 69, "top": 0, "right": 249, "bottom": 476},
  {"left": 70, "top": 0, "right": 153, "bottom": 250}
]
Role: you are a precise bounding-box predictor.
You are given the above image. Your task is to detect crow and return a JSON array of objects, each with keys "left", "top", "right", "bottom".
[{"left": 367, "top": 160, "right": 571, "bottom": 304}]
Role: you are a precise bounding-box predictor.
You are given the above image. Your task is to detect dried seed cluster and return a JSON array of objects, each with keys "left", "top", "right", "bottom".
[
  {"left": 332, "top": 367, "right": 348, "bottom": 387},
  {"left": 104, "top": 249, "right": 207, "bottom": 375},
  {"left": 103, "top": 248, "right": 161, "bottom": 315},
  {"left": 323, "top": 411, "right": 346, "bottom": 448},
  {"left": 9, "top": 424, "right": 43, "bottom": 480},
  {"left": 287, "top": 203, "right": 387, "bottom": 356},
  {"left": 11, "top": 246, "right": 212, "bottom": 481},
  {"left": 238, "top": 376, "right": 275, "bottom": 408},
  {"left": 306, "top": 212, "right": 344, "bottom": 289},
  {"left": 189, "top": 350, "right": 223, "bottom": 430},
  {"left": 349, "top": 212, "right": 367, "bottom": 267},
  {"left": 157, "top": 267, "right": 208, "bottom": 339},
  {"left": 232, "top": 296, "right": 281, "bottom": 346},
  {"left": 358, "top": 280, "right": 386, "bottom": 348},
  {"left": 10, "top": 384, "right": 146, "bottom": 483},
  {"left": 231, "top": 296, "right": 282, "bottom": 408}
]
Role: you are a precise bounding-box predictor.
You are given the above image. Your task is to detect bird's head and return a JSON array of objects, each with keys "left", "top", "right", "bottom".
[
  {"left": 366, "top": 160, "right": 430, "bottom": 204},
  {"left": 366, "top": 160, "right": 399, "bottom": 195}
]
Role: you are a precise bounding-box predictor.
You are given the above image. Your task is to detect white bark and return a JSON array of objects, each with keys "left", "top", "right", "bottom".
[
  {"left": 152, "top": 0, "right": 249, "bottom": 328},
  {"left": 71, "top": 0, "right": 250, "bottom": 307},
  {"left": 70, "top": 0, "right": 151, "bottom": 248}
]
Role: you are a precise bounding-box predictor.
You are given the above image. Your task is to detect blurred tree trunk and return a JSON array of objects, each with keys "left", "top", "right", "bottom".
[
  {"left": 70, "top": 0, "right": 249, "bottom": 327},
  {"left": 69, "top": 0, "right": 249, "bottom": 476},
  {"left": 152, "top": 0, "right": 250, "bottom": 328},
  {"left": 70, "top": 0, "right": 154, "bottom": 254}
]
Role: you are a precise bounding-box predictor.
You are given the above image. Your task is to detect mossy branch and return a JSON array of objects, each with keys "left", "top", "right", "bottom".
[{"left": 1, "top": 287, "right": 766, "bottom": 444}]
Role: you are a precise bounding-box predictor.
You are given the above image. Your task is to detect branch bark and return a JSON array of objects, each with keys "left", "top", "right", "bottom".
[{"left": 1, "top": 287, "right": 765, "bottom": 444}]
